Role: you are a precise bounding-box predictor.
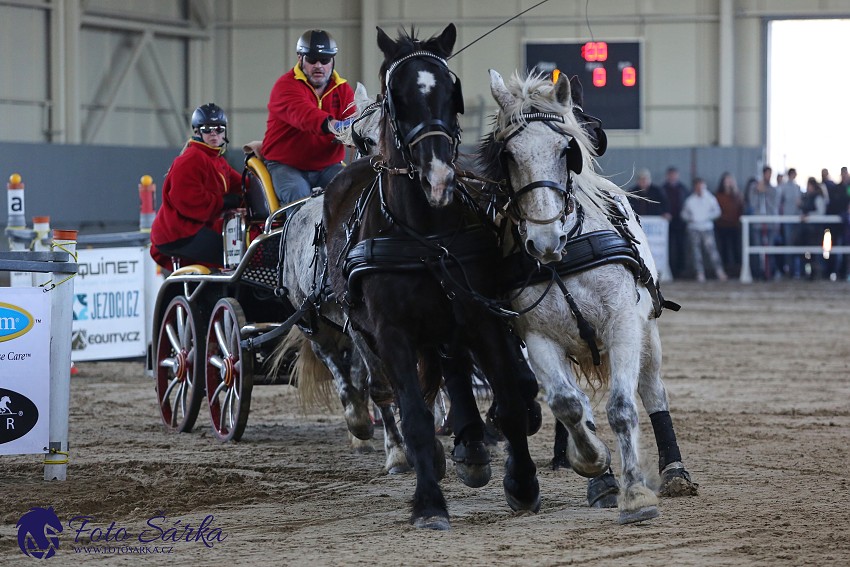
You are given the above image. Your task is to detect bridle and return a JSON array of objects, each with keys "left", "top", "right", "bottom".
[
  {"left": 350, "top": 98, "right": 382, "bottom": 157},
  {"left": 494, "top": 111, "right": 583, "bottom": 232},
  {"left": 383, "top": 50, "right": 464, "bottom": 174}
]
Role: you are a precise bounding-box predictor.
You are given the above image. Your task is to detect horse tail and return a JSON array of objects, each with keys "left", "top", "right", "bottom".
[
  {"left": 571, "top": 355, "right": 610, "bottom": 396},
  {"left": 268, "top": 326, "right": 336, "bottom": 411}
]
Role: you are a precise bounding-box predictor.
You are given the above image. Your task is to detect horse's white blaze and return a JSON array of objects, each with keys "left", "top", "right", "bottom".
[{"left": 417, "top": 70, "right": 436, "bottom": 94}]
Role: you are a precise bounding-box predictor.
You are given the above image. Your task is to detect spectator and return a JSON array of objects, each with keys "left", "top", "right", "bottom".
[
  {"left": 800, "top": 176, "right": 828, "bottom": 279},
  {"left": 745, "top": 165, "right": 779, "bottom": 280},
  {"left": 682, "top": 177, "right": 726, "bottom": 282},
  {"left": 838, "top": 167, "right": 850, "bottom": 280},
  {"left": 661, "top": 166, "right": 690, "bottom": 279},
  {"left": 824, "top": 167, "right": 849, "bottom": 279},
  {"left": 262, "top": 29, "right": 355, "bottom": 205},
  {"left": 150, "top": 103, "right": 243, "bottom": 270},
  {"left": 714, "top": 172, "right": 745, "bottom": 278},
  {"left": 630, "top": 168, "right": 671, "bottom": 217},
  {"left": 777, "top": 168, "right": 803, "bottom": 277}
]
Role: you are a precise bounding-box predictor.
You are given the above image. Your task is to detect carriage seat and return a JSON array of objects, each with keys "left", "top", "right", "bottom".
[{"left": 242, "top": 141, "right": 280, "bottom": 222}]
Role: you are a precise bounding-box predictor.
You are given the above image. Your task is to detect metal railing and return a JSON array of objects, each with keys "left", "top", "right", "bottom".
[{"left": 740, "top": 214, "right": 848, "bottom": 283}]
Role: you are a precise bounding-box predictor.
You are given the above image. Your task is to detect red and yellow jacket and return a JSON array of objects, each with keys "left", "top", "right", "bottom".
[
  {"left": 262, "top": 64, "right": 355, "bottom": 170},
  {"left": 151, "top": 140, "right": 242, "bottom": 247}
]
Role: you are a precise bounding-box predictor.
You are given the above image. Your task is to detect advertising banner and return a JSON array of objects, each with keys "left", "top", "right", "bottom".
[
  {"left": 71, "top": 247, "right": 147, "bottom": 361},
  {"left": 0, "top": 287, "right": 51, "bottom": 455},
  {"left": 641, "top": 216, "right": 672, "bottom": 282}
]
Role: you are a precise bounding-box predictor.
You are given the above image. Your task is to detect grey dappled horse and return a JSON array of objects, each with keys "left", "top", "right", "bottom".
[{"left": 478, "top": 70, "right": 697, "bottom": 523}]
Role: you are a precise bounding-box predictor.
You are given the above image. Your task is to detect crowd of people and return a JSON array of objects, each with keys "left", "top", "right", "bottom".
[{"left": 630, "top": 165, "right": 850, "bottom": 282}]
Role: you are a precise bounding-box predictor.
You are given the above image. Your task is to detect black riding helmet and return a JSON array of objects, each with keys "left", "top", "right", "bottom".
[
  {"left": 296, "top": 30, "right": 338, "bottom": 58},
  {"left": 191, "top": 103, "right": 228, "bottom": 129}
]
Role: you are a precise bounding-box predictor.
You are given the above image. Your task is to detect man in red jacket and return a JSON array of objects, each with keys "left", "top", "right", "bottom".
[
  {"left": 262, "top": 29, "right": 355, "bottom": 205},
  {"left": 150, "top": 103, "right": 243, "bottom": 269}
]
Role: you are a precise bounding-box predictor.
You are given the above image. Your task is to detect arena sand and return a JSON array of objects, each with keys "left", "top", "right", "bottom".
[{"left": 1, "top": 280, "right": 848, "bottom": 565}]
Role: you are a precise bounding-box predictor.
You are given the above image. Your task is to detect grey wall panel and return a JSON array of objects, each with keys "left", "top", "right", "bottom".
[
  {"left": 0, "top": 141, "right": 182, "bottom": 242},
  {"left": 0, "top": 5, "right": 50, "bottom": 142}
]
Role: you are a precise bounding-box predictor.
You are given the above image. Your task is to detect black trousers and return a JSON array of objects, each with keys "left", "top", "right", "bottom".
[{"left": 156, "top": 227, "right": 223, "bottom": 266}]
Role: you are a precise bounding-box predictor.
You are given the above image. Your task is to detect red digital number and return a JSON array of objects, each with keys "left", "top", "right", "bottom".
[
  {"left": 622, "top": 66, "right": 636, "bottom": 87},
  {"left": 592, "top": 67, "right": 607, "bottom": 87},
  {"left": 582, "top": 41, "right": 608, "bottom": 62}
]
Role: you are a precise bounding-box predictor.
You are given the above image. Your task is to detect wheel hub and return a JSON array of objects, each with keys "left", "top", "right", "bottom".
[
  {"left": 175, "top": 350, "right": 188, "bottom": 381},
  {"left": 222, "top": 356, "right": 235, "bottom": 387}
]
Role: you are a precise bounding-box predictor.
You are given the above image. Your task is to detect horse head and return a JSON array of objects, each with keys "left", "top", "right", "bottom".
[
  {"left": 377, "top": 24, "right": 464, "bottom": 207},
  {"left": 483, "top": 69, "right": 597, "bottom": 263},
  {"left": 332, "top": 83, "right": 383, "bottom": 157}
]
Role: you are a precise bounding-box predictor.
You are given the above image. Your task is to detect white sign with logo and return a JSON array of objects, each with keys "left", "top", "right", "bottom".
[
  {"left": 641, "top": 216, "right": 672, "bottom": 282},
  {"left": 72, "top": 247, "right": 148, "bottom": 361},
  {"left": 0, "top": 287, "right": 51, "bottom": 454}
]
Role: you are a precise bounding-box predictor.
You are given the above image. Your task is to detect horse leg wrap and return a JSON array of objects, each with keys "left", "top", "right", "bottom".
[{"left": 649, "top": 410, "right": 682, "bottom": 472}]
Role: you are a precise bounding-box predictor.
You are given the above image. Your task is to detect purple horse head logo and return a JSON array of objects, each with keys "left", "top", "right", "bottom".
[{"left": 17, "top": 507, "right": 63, "bottom": 559}]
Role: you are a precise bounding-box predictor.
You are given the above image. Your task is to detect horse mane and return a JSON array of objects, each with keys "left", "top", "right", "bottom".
[{"left": 478, "top": 72, "right": 629, "bottom": 220}]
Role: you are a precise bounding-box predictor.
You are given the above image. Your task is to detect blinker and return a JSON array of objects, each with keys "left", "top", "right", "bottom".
[{"left": 566, "top": 138, "right": 583, "bottom": 175}]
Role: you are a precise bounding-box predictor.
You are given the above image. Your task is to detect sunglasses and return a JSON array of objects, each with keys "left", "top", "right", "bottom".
[
  {"left": 304, "top": 55, "right": 332, "bottom": 65},
  {"left": 199, "top": 125, "right": 226, "bottom": 134}
]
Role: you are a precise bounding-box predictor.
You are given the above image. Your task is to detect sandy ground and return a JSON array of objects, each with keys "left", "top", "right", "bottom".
[{"left": 1, "top": 280, "right": 849, "bottom": 566}]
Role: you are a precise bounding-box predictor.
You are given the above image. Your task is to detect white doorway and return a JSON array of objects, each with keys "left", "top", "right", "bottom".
[{"left": 767, "top": 19, "right": 850, "bottom": 185}]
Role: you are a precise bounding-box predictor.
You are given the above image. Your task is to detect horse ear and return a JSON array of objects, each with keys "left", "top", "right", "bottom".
[
  {"left": 376, "top": 26, "right": 397, "bottom": 59},
  {"left": 489, "top": 69, "right": 512, "bottom": 111},
  {"left": 569, "top": 75, "right": 585, "bottom": 108},
  {"left": 434, "top": 23, "right": 457, "bottom": 57},
  {"left": 355, "top": 82, "right": 370, "bottom": 110},
  {"left": 554, "top": 72, "right": 572, "bottom": 106}
]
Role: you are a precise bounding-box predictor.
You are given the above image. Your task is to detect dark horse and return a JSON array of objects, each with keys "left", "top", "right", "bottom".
[{"left": 322, "top": 24, "right": 540, "bottom": 530}]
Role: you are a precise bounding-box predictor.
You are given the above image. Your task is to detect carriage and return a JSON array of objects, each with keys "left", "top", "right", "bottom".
[{"left": 145, "top": 153, "right": 308, "bottom": 442}]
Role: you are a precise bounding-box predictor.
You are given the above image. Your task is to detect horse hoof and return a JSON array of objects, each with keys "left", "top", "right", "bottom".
[
  {"left": 550, "top": 451, "right": 570, "bottom": 471},
  {"left": 386, "top": 463, "right": 412, "bottom": 475},
  {"left": 504, "top": 477, "right": 541, "bottom": 513},
  {"left": 587, "top": 471, "right": 619, "bottom": 508},
  {"left": 455, "top": 463, "right": 492, "bottom": 488},
  {"left": 659, "top": 463, "right": 699, "bottom": 497},
  {"left": 344, "top": 407, "right": 374, "bottom": 441},
  {"left": 413, "top": 515, "right": 451, "bottom": 531},
  {"left": 452, "top": 440, "right": 492, "bottom": 488},
  {"left": 569, "top": 443, "right": 611, "bottom": 479},
  {"left": 618, "top": 506, "right": 659, "bottom": 525},
  {"left": 434, "top": 438, "right": 447, "bottom": 482}
]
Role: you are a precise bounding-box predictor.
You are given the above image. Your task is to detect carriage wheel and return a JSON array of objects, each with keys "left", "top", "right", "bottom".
[
  {"left": 155, "top": 296, "right": 206, "bottom": 432},
  {"left": 205, "top": 298, "right": 254, "bottom": 442}
]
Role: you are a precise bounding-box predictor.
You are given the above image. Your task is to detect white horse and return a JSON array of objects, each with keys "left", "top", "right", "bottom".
[{"left": 478, "top": 70, "right": 697, "bottom": 524}]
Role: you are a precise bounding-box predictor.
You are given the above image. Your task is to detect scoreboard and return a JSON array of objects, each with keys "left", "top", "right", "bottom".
[{"left": 525, "top": 40, "right": 642, "bottom": 130}]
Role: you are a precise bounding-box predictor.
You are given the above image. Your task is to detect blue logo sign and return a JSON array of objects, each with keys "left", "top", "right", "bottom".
[
  {"left": 0, "top": 302, "right": 34, "bottom": 342},
  {"left": 73, "top": 294, "right": 88, "bottom": 321},
  {"left": 17, "top": 507, "right": 63, "bottom": 559}
]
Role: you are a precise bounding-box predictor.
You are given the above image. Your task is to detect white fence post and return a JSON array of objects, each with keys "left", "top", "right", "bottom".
[
  {"left": 44, "top": 229, "right": 77, "bottom": 481},
  {"left": 740, "top": 217, "right": 752, "bottom": 283}
]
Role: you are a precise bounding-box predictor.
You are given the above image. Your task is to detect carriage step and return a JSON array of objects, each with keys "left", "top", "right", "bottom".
[{"left": 240, "top": 322, "right": 282, "bottom": 336}]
